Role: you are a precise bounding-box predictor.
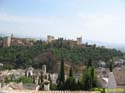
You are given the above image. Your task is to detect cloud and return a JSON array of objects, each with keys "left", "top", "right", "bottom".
[
  {"left": 0, "top": 3, "right": 125, "bottom": 44},
  {"left": 0, "top": 13, "right": 84, "bottom": 39},
  {"left": 77, "top": 8, "right": 125, "bottom": 43}
]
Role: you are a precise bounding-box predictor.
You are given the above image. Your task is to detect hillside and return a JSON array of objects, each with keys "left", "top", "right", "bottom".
[
  {"left": 0, "top": 40, "right": 123, "bottom": 72},
  {"left": 84, "top": 39, "right": 125, "bottom": 52}
]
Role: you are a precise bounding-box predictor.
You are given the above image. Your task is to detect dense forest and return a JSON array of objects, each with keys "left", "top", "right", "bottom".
[{"left": 0, "top": 38, "right": 123, "bottom": 70}]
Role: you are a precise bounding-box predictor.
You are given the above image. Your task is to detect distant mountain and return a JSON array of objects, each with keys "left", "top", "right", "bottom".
[
  {"left": 83, "top": 39, "right": 125, "bottom": 52},
  {"left": 0, "top": 33, "right": 7, "bottom": 37}
]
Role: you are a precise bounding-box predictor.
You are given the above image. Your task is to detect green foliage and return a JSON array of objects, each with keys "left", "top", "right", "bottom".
[
  {"left": 0, "top": 36, "right": 122, "bottom": 91},
  {"left": 38, "top": 73, "right": 44, "bottom": 85},
  {"left": 58, "top": 61, "right": 98, "bottom": 91},
  {"left": 69, "top": 67, "right": 73, "bottom": 77},
  {"left": 48, "top": 74, "right": 55, "bottom": 90},
  {"left": 64, "top": 77, "right": 76, "bottom": 90},
  {"left": 5, "top": 75, "right": 33, "bottom": 84},
  {"left": 57, "top": 56, "right": 65, "bottom": 90},
  {"left": 0, "top": 38, "right": 123, "bottom": 70},
  {"left": 87, "top": 59, "right": 92, "bottom": 68},
  {"left": 5, "top": 75, "right": 16, "bottom": 83},
  {"left": 50, "top": 84, "right": 57, "bottom": 90},
  {"left": 17, "top": 76, "right": 33, "bottom": 84},
  {"left": 63, "top": 66, "right": 77, "bottom": 90},
  {"left": 109, "top": 62, "right": 113, "bottom": 72},
  {"left": 83, "top": 73, "right": 92, "bottom": 90},
  {"left": 53, "top": 47, "right": 122, "bottom": 65},
  {"left": 81, "top": 66, "right": 98, "bottom": 90}
]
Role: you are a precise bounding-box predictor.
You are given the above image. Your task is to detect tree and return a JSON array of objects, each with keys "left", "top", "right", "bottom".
[
  {"left": 83, "top": 73, "right": 92, "bottom": 90},
  {"left": 91, "top": 67, "right": 98, "bottom": 88},
  {"left": 64, "top": 77, "right": 76, "bottom": 90},
  {"left": 109, "top": 62, "right": 113, "bottom": 72},
  {"left": 87, "top": 59, "right": 92, "bottom": 68},
  {"left": 16, "top": 76, "right": 33, "bottom": 84},
  {"left": 39, "top": 74, "right": 44, "bottom": 90},
  {"left": 63, "top": 67, "right": 76, "bottom": 90},
  {"left": 57, "top": 56, "right": 65, "bottom": 90},
  {"left": 77, "top": 79, "right": 82, "bottom": 90},
  {"left": 60, "top": 56, "right": 65, "bottom": 83},
  {"left": 83, "top": 67, "right": 92, "bottom": 90},
  {"left": 48, "top": 74, "right": 53, "bottom": 90},
  {"left": 69, "top": 66, "right": 73, "bottom": 77},
  {"left": 48, "top": 73, "right": 57, "bottom": 90},
  {"left": 91, "top": 67, "right": 94, "bottom": 80},
  {"left": 0, "top": 38, "right": 123, "bottom": 70},
  {"left": 82, "top": 65, "right": 98, "bottom": 90},
  {"left": 85, "top": 42, "right": 88, "bottom": 47},
  {"left": 38, "top": 72, "right": 43, "bottom": 85},
  {"left": 40, "top": 73, "right": 43, "bottom": 82}
]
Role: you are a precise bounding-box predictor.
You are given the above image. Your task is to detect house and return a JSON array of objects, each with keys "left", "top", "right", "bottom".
[
  {"left": 97, "top": 66, "right": 125, "bottom": 93},
  {"left": 0, "top": 70, "right": 9, "bottom": 76},
  {"left": 98, "top": 60, "right": 106, "bottom": 67},
  {"left": 26, "top": 67, "right": 34, "bottom": 77},
  {"left": 114, "top": 59, "right": 124, "bottom": 67},
  {"left": 49, "top": 73, "right": 58, "bottom": 84},
  {"left": 96, "top": 67, "right": 109, "bottom": 78},
  {"left": 0, "top": 69, "right": 25, "bottom": 79},
  {"left": 107, "top": 72, "right": 117, "bottom": 89},
  {"left": 0, "top": 63, "right": 3, "bottom": 67},
  {"left": 113, "top": 67, "right": 125, "bottom": 89}
]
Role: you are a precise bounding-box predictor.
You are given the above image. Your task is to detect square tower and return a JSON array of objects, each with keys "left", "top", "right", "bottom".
[
  {"left": 47, "top": 35, "right": 54, "bottom": 43},
  {"left": 76, "top": 37, "right": 82, "bottom": 45},
  {"left": 3, "top": 37, "right": 12, "bottom": 47}
]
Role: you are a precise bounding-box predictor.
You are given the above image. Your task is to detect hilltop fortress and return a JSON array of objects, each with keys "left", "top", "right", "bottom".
[
  {"left": 0, "top": 34, "right": 83, "bottom": 48},
  {"left": 47, "top": 35, "right": 82, "bottom": 45},
  {"left": 1, "top": 34, "right": 34, "bottom": 47}
]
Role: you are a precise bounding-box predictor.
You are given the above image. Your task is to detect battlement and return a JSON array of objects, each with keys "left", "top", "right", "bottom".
[{"left": 47, "top": 35, "right": 83, "bottom": 45}]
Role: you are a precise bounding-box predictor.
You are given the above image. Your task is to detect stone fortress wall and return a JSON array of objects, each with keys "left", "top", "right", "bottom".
[{"left": 1, "top": 34, "right": 83, "bottom": 48}]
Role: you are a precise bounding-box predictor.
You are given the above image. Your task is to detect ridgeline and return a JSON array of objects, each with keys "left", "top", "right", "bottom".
[{"left": 0, "top": 39, "right": 123, "bottom": 72}]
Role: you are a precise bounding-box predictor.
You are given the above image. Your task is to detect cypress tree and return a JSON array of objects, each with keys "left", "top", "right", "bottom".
[
  {"left": 91, "top": 67, "right": 97, "bottom": 88},
  {"left": 64, "top": 67, "right": 76, "bottom": 90},
  {"left": 83, "top": 72, "right": 92, "bottom": 90},
  {"left": 60, "top": 56, "right": 65, "bottom": 83},
  {"left": 48, "top": 74, "right": 53, "bottom": 90},
  {"left": 83, "top": 61, "right": 98, "bottom": 90},
  {"left": 109, "top": 62, "right": 113, "bottom": 72},
  {"left": 69, "top": 67, "right": 73, "bottom": 77},
  {"left": 57, "top": 56, "right": 65, "bottom": 90},
  {"left": 77, "top": 79, "right": 81, "bottom": 90},
  {"left": 87, "top": 59, "right": 92, "bottom": 68},
  {"left": 91, "top": 67, "right": 94, "bottom": 81},
  {"left": 39, "top": 73, "right": 44, "bottom": 90},
  {"left": 37, "top": 71, "right": 44, "bottom": 85},
  {"left": 48, "top": 74, "right": 52, "bottom": 84}
]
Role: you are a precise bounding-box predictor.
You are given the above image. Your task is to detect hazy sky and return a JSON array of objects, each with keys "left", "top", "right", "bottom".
[{"left": 0, "top": 0, "right": 125, "bottom": 43}]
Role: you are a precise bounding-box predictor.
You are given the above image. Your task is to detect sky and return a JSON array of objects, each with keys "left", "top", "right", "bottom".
[{"left": 0, "top": 0, "right": 125, "bottom": 44}]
